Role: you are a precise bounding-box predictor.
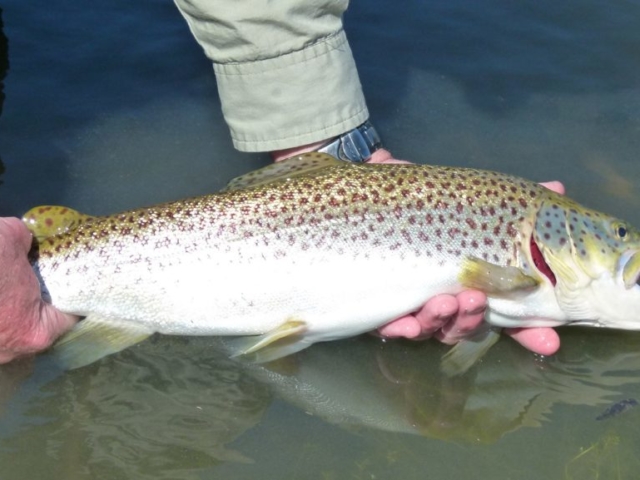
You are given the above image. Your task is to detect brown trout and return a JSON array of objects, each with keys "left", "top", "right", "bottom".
[{"left": 22, "top": 153, "right": 640, "bottom": 373}]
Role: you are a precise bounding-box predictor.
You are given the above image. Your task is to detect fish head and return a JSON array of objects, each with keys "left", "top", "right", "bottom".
[{"left": 532, "top": 194, "right": 640, "bottom": 328}]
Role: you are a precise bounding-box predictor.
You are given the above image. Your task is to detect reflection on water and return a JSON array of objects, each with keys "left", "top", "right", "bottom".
[
  {"left": 1, "top": 342, "right": 270, "bottom": 480},
  {"left": 2, "top": 0, "right": 640, "bottom": 478},
  {"left": 2, "top": 332, "right": 640, "bottom": 478}
]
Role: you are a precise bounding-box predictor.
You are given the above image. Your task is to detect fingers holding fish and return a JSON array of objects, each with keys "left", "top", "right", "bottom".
[
  {"left": 367, "top": 149, "right": 409, "bottom": 165},
  {"left": 376, "top": 292, "right": 485, "bottom": 343},
  {"left": 504, "top": 327, "right": 560, "bottom": 357},
  {"left": 0, "top": 217, "right": 33, "bottom": 254},
  {"left": 376, "top": 295, "right": 457, "bottom": 339},
  {"left": 433, "top": 291, "right": 487, "bottom": 344},
  {"left": 540, "top": 181, "right": 565, "bottom": 195}
]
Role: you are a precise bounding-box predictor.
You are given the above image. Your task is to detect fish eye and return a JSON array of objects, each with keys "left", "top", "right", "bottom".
[{"left": 616, "top": 224, "right": 628, "bottom": 239}]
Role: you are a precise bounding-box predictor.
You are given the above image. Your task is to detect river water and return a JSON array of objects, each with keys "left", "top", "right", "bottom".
[{"left": 1, "top": 1, "right": 640, "bottom": 479}]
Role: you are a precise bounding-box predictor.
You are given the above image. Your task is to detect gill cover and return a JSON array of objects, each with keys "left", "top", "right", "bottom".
[{"left": 533, "top": 196, "right": 633, "bottom": 282}]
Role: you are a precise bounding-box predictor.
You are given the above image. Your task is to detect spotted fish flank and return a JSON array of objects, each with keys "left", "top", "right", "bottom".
[{"left": 23, "top": 153, "right": 640, "bottom": 371}]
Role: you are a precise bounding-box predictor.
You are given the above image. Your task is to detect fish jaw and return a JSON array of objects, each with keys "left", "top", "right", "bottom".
[{"left": 579, "top": 251, "right": 640, "bottom": 330}]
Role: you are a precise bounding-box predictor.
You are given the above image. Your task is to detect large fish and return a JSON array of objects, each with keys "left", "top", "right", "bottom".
[{"left": 22, "top": 153, "right": 640, "bottom": 373}]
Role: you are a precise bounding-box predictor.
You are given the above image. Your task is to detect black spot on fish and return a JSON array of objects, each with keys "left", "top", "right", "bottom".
[{"left": 596, "top": 398, "right": 638, "bottom": 421}]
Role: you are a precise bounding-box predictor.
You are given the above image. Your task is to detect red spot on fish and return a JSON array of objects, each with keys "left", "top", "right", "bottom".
[{"left": 418, "top": 232, "right": 430, "bottom": 243}]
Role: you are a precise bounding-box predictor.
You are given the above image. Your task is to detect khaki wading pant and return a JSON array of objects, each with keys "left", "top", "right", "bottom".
[{"left": 174, "top": 0, "right": 369, "bottom": 152}]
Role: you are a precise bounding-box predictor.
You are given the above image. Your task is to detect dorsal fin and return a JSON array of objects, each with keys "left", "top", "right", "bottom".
[
  {"left": 222, "top": 152, "right": 346, "bottom": 191},
  {"left": 22, "top": 205, "right": 96, "bottom": 242}
]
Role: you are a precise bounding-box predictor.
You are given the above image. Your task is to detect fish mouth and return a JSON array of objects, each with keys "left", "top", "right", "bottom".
[
  {"left": 621, "top": 250, "right": 640, "bottom": 289},
  {"left": 530, "top": 235, "right": 557, "bottom": 286}
]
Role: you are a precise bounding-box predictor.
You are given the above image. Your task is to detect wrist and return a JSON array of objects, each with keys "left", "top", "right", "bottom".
[
  {"left": 271, "top": 139, "right": 333, "bottom": 163},
  {"left": 270, "top": 121, "right": 385, "bottom": 163}
]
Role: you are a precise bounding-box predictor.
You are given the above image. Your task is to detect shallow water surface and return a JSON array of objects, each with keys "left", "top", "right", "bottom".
[{"left": 2, "top": 1, "right": 640, "bottom": 479}]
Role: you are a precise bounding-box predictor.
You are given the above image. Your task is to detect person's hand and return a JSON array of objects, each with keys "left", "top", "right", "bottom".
[
  {"left": 0, "top": 218, "right": 78, "bottom": 363},
  {"left": 368, "top": 149, "right": 562, "bottom": 356}
]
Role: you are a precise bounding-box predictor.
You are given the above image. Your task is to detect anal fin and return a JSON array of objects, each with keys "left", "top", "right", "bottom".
[
  {"left": 227, "top": 319, "right": 310, "bottom": 363},
  {"left": 52, "top": 314, "right": 153, "bottom": 370}
]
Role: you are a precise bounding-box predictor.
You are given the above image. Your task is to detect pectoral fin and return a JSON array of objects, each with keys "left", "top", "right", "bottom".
[
  {"left": 440, "top": 325, "right": 501, "bottom": 377},
  {"left": 223, "top": 152, "right": 345, "bottom": 191},
  {"left": 227, "top": 320, "right": 310, "bottom": 363},
  {"left": 52, "top": 314, "right": 153, "bottom": 370},
  {"left": 459, "top": 257, "right": 539, "bottom": 297}
]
